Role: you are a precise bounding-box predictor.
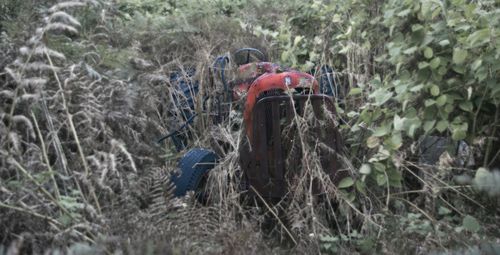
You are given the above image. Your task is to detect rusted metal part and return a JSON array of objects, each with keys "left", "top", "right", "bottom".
[{"left": 239, "top": 94, "right": 344, "bottom": 200}]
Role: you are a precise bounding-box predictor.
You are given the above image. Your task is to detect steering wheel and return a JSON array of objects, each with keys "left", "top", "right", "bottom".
[{"left": 233, "top": 48, "right": 266, "bottom": 65}]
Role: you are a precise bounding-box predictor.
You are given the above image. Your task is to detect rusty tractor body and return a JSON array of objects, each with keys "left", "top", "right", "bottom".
[{"left": 163, "top": 48, "right": 343, "bottom": 201}]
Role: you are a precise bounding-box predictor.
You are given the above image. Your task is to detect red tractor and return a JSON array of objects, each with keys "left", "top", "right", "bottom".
[{"left": 161, "top": 48, "right": 345, "bottom": 202}]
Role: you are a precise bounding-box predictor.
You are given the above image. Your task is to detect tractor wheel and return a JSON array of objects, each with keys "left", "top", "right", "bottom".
[{"left": 171, "top": 148, "right": 218, "bottom": 197}]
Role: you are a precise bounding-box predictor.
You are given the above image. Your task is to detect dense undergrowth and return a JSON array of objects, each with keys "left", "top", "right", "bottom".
[{"left": 0, "top": 0, "right": 499, "bottom": 254}]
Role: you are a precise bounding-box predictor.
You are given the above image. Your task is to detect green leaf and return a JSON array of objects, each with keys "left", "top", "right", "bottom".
[
  {"left": 436, "top": 95, "right": 447, "bottom": 106},
  {"left": 471, "top": 59, "right": 482, "bottom": 71},
  {"left": 424, "top": 47, "right": 433, "bottom": 59},
  {"left": 452, "top": 48, "right": 468, "bottom": 64},
  {"left": 366, "top": 136, "right": 380, "bottom": 148},
  {"left": 430, "top": 57, "right": 441, "bottom": 69},
  {"left": 466, "top": 28, "right": 490, "bottom": 47},
  {"left": 424, "top": 120, "right": 436, "bottom": 132},
  {"left": 373, "top": 125, "right": 390, "bottom": 137},
  {"left": 407, "top": 118, "right": 422, "bottom": 138},
  {"left": 372, "top": 163, "right": 385, "bottom": 173},
  {"left": 391, "top": 132, "right": 402, "bottom": 149},
  {"left": 462, "top": 215, "right": 480, "bottom": 232},
  {"left": 410, "top": 84, "right": 424, "bottom": 92},
  {"left": 370, "top": 88, "right": 393, "bottom": 106},
  {"left": 397, "top": 9, "right": 411, "bottom": 17},
  {"left": 338, "top": 177, "right": 354, "bottom": 189},
  {"left": 425, "top": 99, "right": 436, "bottom": 107},
  {"left": 430, "top": 85, "right": 440, "bottom": 96},
  {"left": 349, "top": 88, "right": 363, "bottom": 95},
  {"left": 359, "top": 164, "right": 371, "bottom": 175},
  {"left": 355, "top": 180, "right": 367, "bottom": 195},
  {"left": 436, "top": 120, "right": 448, "bottom": 132},
  {"left": 412, "top": 24, "right": 424, "bottom": 31},
  {"left": 393, "top": 114, "right": 405, "bottom": 131},
  {"left": 293, "top": 36, "right": 303, "bottom": 46},
  {"left": 58, "top": 214, "right": 73, "bottom": 227},
  {"left": 452, "top": 128, "right": 467, "bottom": 140},
  {"left": 438, "top": 206, "right": 452, "bottom": 215},
  {"left": 418, "top": 61, "right": 429, "bottom": 69},
  {"left": 438, "top": 66, "right": 448, "bottom": 75},
  {"left": 376, "top": 174, "right": 386, "bottom": 186},
  {"left": 403, "top": 46, "right": 418, "bottom": 55},
  {"left": 388, "top": 169, "right": 403, "bottom": 188},
  {"left": 439, "top": 39, "right": 450, "bottom": 46},
  {"left": 459, "top": 101, "right": 473, "bottom": 112}
]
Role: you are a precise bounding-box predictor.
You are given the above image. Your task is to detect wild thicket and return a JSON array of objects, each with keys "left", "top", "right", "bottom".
[{"left": 0, "top": 0, "right": 499, "bottom": 254}]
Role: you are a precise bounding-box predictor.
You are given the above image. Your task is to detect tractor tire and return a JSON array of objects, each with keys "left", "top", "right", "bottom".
[{"left": 171, "top": 148, "right": 218, "bottom": 197}]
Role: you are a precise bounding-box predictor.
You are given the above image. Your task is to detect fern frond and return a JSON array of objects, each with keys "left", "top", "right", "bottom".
[
  {"left": 48, "top": 11, "right": 81, "bottom": 27},
  {"left": 44, "top": 22, "right": 79, "bottom": 35},
  {"left": 48, "top": 1, "right": 87, "bottom": 13},
  {"left": 20, "top": 46, "right": 66, "bottom": 61},
  {"left": 111, "top": 139, "right": 137, "bottom": 173},
  {"left": 13, "top": 61, "right": 60, "bottom": 72},
  {"left": 90, "top": 33, "right": 109, "bottom": 41},
  {"left": 8, "top": 132, "right": 21, "bottom": 153},
  {"left": 11, "top": 115, "right": 35, "bottom": 139},
  {"left": 0, "top": 90, "right": 14, "bottom": 98},
  {"left": 20, "top": 94, "right": 40, "bottom": 101},
  {"left": 20, "top": 78, "right": 48, "bottom": 88},
  {"left": 4, "top": 67, "right": 19, "bottom": 82}
]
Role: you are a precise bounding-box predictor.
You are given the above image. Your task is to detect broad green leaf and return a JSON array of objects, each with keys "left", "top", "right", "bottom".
[
  {"left": 373, "top": 125, "right": 390, "bottom": 137},
  {"left": 58, "top": 214, "right": 73, "bottom": 227},
  {"left": 471, "top": 59, "right": 482, "bottom": 71},
  {"left": 338, "top": 177, "right": 354, "bottom": 189},
  {"left": 473, "top": 167, "right": 491, "bottom": 192},
  {"left": 452, "top": 128, "right": 467, "bottom": 140},
  {"left": 418, "top": 61, "right": 429, "bottom": 69},
  {"left": 452, "top": 48, "right": 468, "bottom": 64},
  {"left": 347, "top": 111, "right": 359, "bottom": 118},
  {"left": 367, "top": 136, "right": 380, "bottom": 148},
  {"left": 438, "top": 66, "right": 448, "bottom": 75},
  {"left": 407, "top": 119, "right": 422, "bottom": 138},
  {"left": 370, "top": 88, "right": 393, "bottom": 106},
  {"left": 424, "top": 47, "right": 433, "bottom": 59},
  {"left": 436, "top": 95, "right": 447, "bottom": 106},
  {"left": 393, "top": 114, "right": 405, "bottom": 131},
  {"left": 373, "top": 162, "right": 386, "bottom": 173},
  {"left": 438, "top": 206, "right": 452, "bottom": 215},
  {"left": 355, "top": 180, "right": 367, "bottom": 195},
  {"left": 430, "top": 57, "right": 441, "bottom": 69},
  {"left": 349, "top": 87, "right": 363, "bottom": 95},
  {"left": 424, "top": 120, "right": 436, "bottom": 132},
  {"left": 425, "top": 99, "right": 436, "bottom": 107},
  {"left": 430, "top": 85, "right": 440, "bottom": 96},
  {"left": 397, "top": 9, "right": 411, "bottom": 17},
  {"left": 459, "top": 101, "right": 473, "bottom": 112},
  {"left": 436, "top": 120, "right": 448, "bottom": 132},
  {"left": 388, "top": 169, "right": 403, "bottom": 188},
  {"left": 410, "top": 84, "right": 424, "bottom": 92},
  {"left": 391, "top": 132, "right": 402, "bottom": 149},
  {"left": 412, "top": 24, "right": 424, "bottom": 31},
  {"left": 404, "top": 46, "right": 418, "bottom": 55},
  {"left": 462, "top": 215, "right": 480, "bottom": 232},
  {"left": 293, "top": 36, "right": 303, "bottom": 46},
  {"left": 466, "top": 28, "right": 490, "bottom": 47},
  {"left": 445, "top": 103, "right": 454, "bottom": 113},
  {"left": 359, "top": 164, "right": 371, "bottom": 175},
  {"left": 376, "top": 174, "right": 386, "bottom": 186},
  {"left": 439, "top": 39, "right": 450, "bottom": 46},
  {"left": 467, "top": 87, "right": 473, "bottom": 99}
]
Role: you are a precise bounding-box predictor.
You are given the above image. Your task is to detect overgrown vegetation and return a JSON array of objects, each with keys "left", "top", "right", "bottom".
[{"left": 0, "top": 0, "right": 499, "bottom": 254}]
